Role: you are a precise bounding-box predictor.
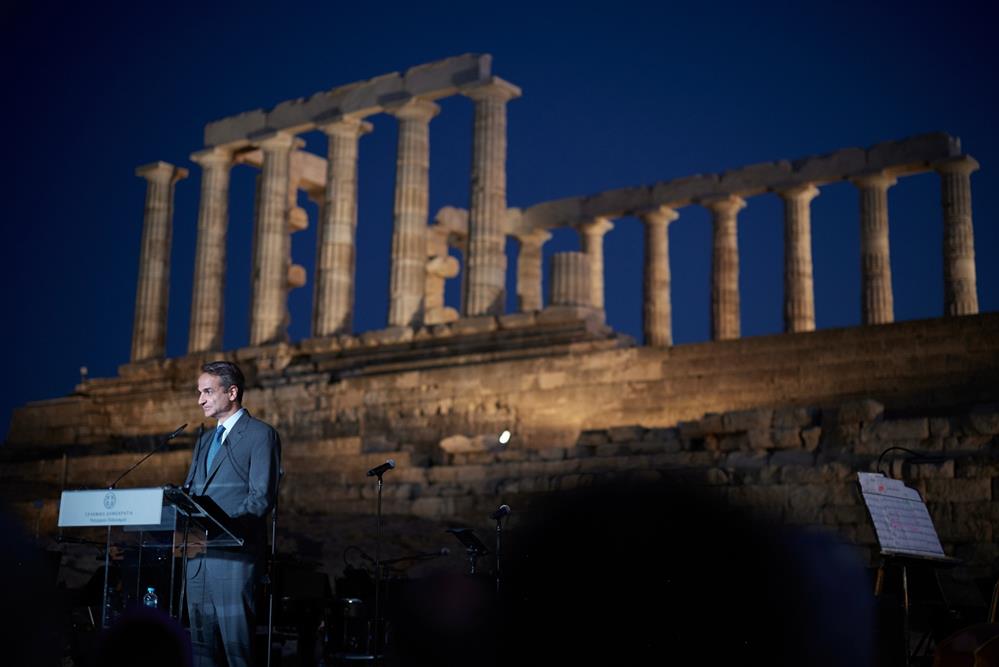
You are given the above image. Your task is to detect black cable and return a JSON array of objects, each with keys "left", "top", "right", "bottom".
[{"left": 876, "top": 445, "right": 947, "bottom": 478}]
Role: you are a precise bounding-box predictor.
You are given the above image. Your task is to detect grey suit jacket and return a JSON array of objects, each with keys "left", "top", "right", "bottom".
[{"left": 183, "top": 410, "right": 281, "bottom": 561}]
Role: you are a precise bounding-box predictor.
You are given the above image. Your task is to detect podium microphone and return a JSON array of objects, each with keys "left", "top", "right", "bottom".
[
  {"left": 107, "top": 423, "right": 189, "bottom": 489},
  {"left": 367, "top": 459, "right": 396, "bottom": 477},
  {"left": 490, "top": 504, "right": 511, "bottom": 520}
]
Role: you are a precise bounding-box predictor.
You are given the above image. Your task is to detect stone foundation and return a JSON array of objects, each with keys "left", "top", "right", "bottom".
[{"left": 3, "top": 313, "right": 998, "bottom": 582}]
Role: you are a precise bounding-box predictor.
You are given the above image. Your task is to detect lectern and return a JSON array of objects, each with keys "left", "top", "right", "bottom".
[{"left": 58, "top": 484, "right": 242, "bottom": 628}]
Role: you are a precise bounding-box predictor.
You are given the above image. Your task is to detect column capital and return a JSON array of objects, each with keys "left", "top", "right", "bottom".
[
  {"left": 851, "top": 170, "right": 897, "bottom": 190},
  {"left": 384, "top": 97, "right": 440, "bottom": 122},
  {"left": 578, "top": 216, "right": 615, "bottom": 237},
  {"left": 317, "top": 115, "right": 374, "bottom": 138},
  {"left": 776, "top": 183, "right": 819, "bottom": 203},
  {"left": 190, "top": 146, "right": 235, "bottom": 168},
  {"left": 933, "top": 155, "right": 979, "bottom": 176},
  {"left": 639, "top": 206, "right": 680, "bottom": 226},
  {"left": 253, "top": 131, "right": 299, "bottom": 152},
  {"left": 135, "top": 161, "right": 188, "bottom": 183},
  {"left": 702, "top": 194, "right": 746, "bottom": 216},
  {"left": 514, "top": 227, "right": 553, "bottom": 246},
  {"left": 461, "top": 77, "right": 522, "bottom": 103}
]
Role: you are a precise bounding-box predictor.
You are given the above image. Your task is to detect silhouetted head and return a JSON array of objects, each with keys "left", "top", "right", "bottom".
[
  {"left": 496, "top": 479, "right": 873, "bottom": 666},
  {"left": 94, "top": 607, "right": 191, "bottom": 667}
]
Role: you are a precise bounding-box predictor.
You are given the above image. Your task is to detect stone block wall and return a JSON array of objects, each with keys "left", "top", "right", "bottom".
[{"left": 3, "top": 312, "right": 998, "bottom": 578}]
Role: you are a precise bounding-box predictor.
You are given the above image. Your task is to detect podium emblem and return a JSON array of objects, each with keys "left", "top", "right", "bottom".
[{"left": 104, "top": 491, "right": 117, "bottom": 510}]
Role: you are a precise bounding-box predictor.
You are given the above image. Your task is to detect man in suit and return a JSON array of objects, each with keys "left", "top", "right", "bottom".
[{"left": 183, "top": 361, "right": 281, "bottom": 667}]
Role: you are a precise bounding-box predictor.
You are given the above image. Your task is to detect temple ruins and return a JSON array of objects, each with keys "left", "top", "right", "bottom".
[{"left": 4, "top": 54, "right": 998, "bottom": 584}]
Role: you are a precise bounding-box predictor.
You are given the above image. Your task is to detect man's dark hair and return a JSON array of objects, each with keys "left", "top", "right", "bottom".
[{"left": 201, "top": 361, "right": 245, "bottom": 403}]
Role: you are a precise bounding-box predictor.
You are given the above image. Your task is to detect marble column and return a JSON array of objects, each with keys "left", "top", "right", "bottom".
[
  {"left": 187, "top": 147, "right": 233, "bottom": 353},
  {"left": 578, "top": 217, "right": 614, "bottom": 311},
  {"left": 249, "top": 132, "right": 296, "bottom": 346},
  {"left": 424, "top": 227, "right": 461, "bottom": 325},
  {"left": 514, "top": 228, "right": 551, "bottom": 312},
  {"left": 387, "top": 98, "right": 439, "bottom": 328},
  {"left": 852, "top": 171, "right": 896, "bottom": 325},
  {"left": 779, "top": 184, "right": 819, "bottom": 333},
  {"left": 640, "top": 206, "right": 678, "bottom": 348},
  {"left": 314, "top": 116, "right": 372, "bottom": 336},
  {"left": 463, "top": 79, "right": 521, "bottom": 317},
  {"left": 131, "top": 162, "right": 187, "bottom": 361},
  {"left": 550, "top": 252, "right": 591, "bottom": 307},
  {"left": 935, "top": 156, "right": 979, "bottom": 316},
  {"left": 705, "top": 195, "right": 746, "bottom": 340}
]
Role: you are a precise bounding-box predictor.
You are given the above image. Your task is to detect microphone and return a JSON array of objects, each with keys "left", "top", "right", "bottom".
[
  {"left": 107, "top": 423, "right": 192, "bottom": 489},
  {"left": 367, "top": 459, "right": 396, "bottom": 477},
  {"left": 490, "top": 504, "right": 511, "bottom": 520}
]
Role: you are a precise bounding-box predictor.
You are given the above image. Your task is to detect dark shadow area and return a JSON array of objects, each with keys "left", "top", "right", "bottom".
[
  {"left": 385, "top": 478, "right": 876, "bottom": 666},
  {"left": 92, "top": 606, "right": 192, "bottom": 667},
  {"left": 0, "top": 503, "right": 66, "bottom": 667}
]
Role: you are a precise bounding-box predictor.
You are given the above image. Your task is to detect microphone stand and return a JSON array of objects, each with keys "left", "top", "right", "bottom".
[
  {"left": 266, "top": 469, "right": 284, "bottom": 667},
  {"left": 372, "top": 469, "right": 386, "bottom": 661},
  {"left": 100, "top": 423, "right": 188, "bottom": 629},
  {"left": 494, "top": 516, "right": 503, "bottom": 595}
]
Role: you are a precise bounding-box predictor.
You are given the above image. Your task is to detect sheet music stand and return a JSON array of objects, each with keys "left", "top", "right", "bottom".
[
  {"left": 857, "top": 472, "right": 960, "bottom": 667},
  {"left": 446, "top": 528, "right": 489, "bottom": 575}
]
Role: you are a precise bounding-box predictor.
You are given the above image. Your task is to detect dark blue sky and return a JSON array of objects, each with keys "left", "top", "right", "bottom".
[{"left": 2, "top": 0, "right": 996, "bottom": 439}]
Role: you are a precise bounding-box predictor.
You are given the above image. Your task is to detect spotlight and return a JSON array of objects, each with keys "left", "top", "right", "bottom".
[{"left": 498, "top": 430, "right": 512, "bottom": 445}]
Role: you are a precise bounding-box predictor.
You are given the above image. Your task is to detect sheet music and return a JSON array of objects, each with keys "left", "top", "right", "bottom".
[{"left": 858, "top": 472, "right": 945, "bottom": 558}]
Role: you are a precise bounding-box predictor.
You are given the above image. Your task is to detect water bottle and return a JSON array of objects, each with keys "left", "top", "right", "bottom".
[{"left": 143, "top": 586, "right": 158, "bottom": 609}]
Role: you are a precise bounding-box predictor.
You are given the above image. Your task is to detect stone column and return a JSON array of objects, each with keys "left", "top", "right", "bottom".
[
  {"left": 424, "top": 227, "right": 461, "bottom": 325},
  {"left": 131, "top": 162, "right": 187, "bottom": 361},
  {"left": 386, "top": 98, "right": 439, "bottom": 328},
  {"left": 705, "top": 195, "right": 746, "bottom": 340},
  {"left": 935, "top": 156, "right": 979, "bottom": 316},
  {"left": 779, "top": 184, "right": 819, "bottom": 333},
  {"left": 549, "top": 252, "right": 592, "bottom": 307},
  {"left": 313, "top": 116, "right": 372, "bottom": 336},
  {"left": 187, "top": 147, "right": 233, "bottom": 353},
  {"left": 578, "top": 217, "right": 614, "bottom": 311},
  {"left": 514, "top": 228, "right": 551, "bottom": 312},
  {"left": 463, "top": 79, "right": 521, "bottom": 317},
  {"left": 852, "top": 171, "right": 896, "bottom": 325},
  {"left": 640, "top": 206, "right": 678, "bottom": 348},
  {"left": 249, "top": 132, "right": 296, "bottom": 346}
]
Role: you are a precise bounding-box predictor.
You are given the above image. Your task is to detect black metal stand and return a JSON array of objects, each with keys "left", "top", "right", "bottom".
[
  {"left": 265, "top": 469, "right": 284, "bottom": 667},
  {"left": 101, "top": 525, "right": 112, "bottom": 628},
  {"left": 494, "top": 518, "right": 503, "bottom": 595},
  {"left": 445, "top": 528, "right": 489, "bottom": 575},
  {"left": 372, "top": 472, "right": 386, "bottom": 663}
]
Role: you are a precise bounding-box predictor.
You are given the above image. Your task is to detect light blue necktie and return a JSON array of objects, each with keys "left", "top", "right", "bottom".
[{"left": 206, "top": 425, "right": 225, "bottom": 472}]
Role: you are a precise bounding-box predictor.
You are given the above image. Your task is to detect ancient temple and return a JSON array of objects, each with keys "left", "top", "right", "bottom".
[{"left": 4, "top": 54, "right": 998, "bottom": 585}]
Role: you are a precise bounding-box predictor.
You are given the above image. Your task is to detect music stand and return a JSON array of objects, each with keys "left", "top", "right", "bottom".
[
  {"left": 858, "top": 472, "right": 960, "bottom": 666},
  {"left": 446, "top": 528, "right": 489, "bottom": 574}
]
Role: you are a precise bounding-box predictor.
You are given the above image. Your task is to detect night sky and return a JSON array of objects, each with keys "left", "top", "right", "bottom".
[{"left": 2, "top": 1, "right": 996, "bottom": 439}]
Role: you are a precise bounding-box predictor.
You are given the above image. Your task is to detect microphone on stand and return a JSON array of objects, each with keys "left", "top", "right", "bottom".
[
  {"left": 107, "top": 423, "right": 189, "bottom": 489},
  {"left": 490, "top": 504, "right": 512, "bottom": 520},
  {"left": 367, "top": 459, "right": 396, "bottom": 477}
]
